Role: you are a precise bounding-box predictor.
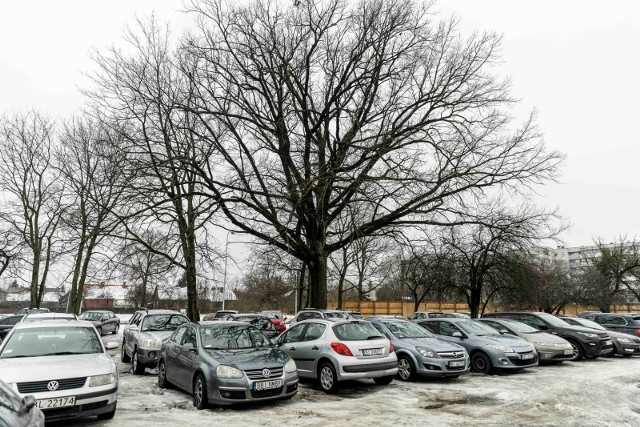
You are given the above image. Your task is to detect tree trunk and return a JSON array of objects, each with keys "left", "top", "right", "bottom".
[
  {"left": 184, "top": 234, "right": 199, "bottom": 322},
  {"left": 308, "top": 254, "right": 328, "bottom": 309}
]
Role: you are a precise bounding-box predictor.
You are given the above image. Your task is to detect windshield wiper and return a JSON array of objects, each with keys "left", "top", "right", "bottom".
[{"left": 40, "top": 352, "right": 79, "bottom": 356}]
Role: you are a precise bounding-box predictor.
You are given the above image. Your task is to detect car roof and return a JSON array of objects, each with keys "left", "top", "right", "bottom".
[
  {"left": 138, "top": 309, "right": 185, "bottom": 315},
  {"left": 24, "top": 313, "right": 76, "bottom": 319},
  {"left": 13, "top": 320, "right": 95, "bottom": 330},
  {"left": 81, "top": 310, "right": 111, "bottom": 313}
]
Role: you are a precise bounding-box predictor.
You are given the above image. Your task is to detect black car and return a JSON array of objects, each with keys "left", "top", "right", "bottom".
[
  {"left": 560, "top": 316, "right": 640, "bottom": 357},
  {"left": 483, "top": 312, "right": 613, "bottom": 360},
  {"left": 224, "top": 314, "right": 280, "bottom": 338},
  {"left": 0, "top": 315, "right": 25, "bottom": 343},
  {"left": 582, "top": 313, "right": 640, "bottom": 337},
  {"left": 77, "top": 310, "right": 121, "bottom": 335}
]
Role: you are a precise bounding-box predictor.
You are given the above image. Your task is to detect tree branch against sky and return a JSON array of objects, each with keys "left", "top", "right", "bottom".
[{"left": 179, "top": 0, "right": 563, "bottom": 307}]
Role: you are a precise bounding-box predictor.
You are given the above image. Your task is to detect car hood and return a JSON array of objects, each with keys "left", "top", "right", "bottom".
[
  {"left": 474, "top": 334, "right": 532, "bottom": 348},
  {"left": 397, "top": 337, "right": 464, "bottom": 352},
  {"left": 556, "top": 324, "right": 607, "bottom": 334},
  {"left": 519, "top": 332, "right": 569, "bottom": 344},
  {"left": 140, "top": 330, "right": 174, "bottom": 343},
  {"left": 607, "top": 330, "right": 640, "bottom": 341},
  {"left": 0, "top": 353, "right": 115, "bottom": 383},
  {"left": 203, "top": 347, "right": 289, "bottom": 369}
]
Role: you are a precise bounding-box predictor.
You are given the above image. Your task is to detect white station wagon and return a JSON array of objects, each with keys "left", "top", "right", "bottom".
[{"left": 0, "top": 320, "right": 118, "bottom": 422}]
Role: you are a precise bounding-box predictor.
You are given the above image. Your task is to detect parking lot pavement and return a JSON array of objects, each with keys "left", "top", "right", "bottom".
[{"left": 49, "top": 333, "right": 640, "bottom": 427}]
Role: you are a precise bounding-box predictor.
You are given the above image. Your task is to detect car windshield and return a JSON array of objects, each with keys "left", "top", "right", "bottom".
[
  {"left": 457, "top": 320, "right": 500, "bottom": 336},
  {"left": 385, "top": 321, "right": 435, "bottom": 338},
  {"left": 572, "top": 318, "right": 605, "bottom": 330},
  {"left": 325, "top": 311, "right": 349, "bottom": 319},
  {"left": 78, "top": 312, "right": 103, "bottom": 321},
  {"left": 200, "top": 325, "right": 271, "bottom": 349},
  {"left": 0, "top": 327, "right": 102, "bottom": 359},
  {"left": 500, "top": 320, "right": 538, "bottom": 333},
  {"left": 141, "top": 314, "right": 189, "bottom": 331},
  {"left": 536, "top": 313, "right": 571, "bottom": 327},
  {"left": 18, "top": 308, "right": 48, "bottom": 315},
  {"left": 333, "top": 322, "right": 385, "bottom": 341}
]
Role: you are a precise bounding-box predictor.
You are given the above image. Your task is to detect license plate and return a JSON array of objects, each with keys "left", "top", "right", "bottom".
[
  {"left": 362, "top": 348, "right": 383, "bottom": 356},
  {"left": 521, "top": 353, "right": 534, "bottom": 360},
  {"left": 449, "top": 360, "right": 465, "bottom": 367},
  {"left": 36, "top": 396, "right": 76, "bottom": 409},
  {"left": 563, "top": 349, "right": 573, "bottom": 355},
  {"left": 604, "top": 340, "right": 612, "bottom": 346},
  {"left": 252, "top": 379, "right": 282, "bottom": 391}
]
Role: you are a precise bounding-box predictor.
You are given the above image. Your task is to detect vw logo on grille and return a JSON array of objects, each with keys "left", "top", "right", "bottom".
[
  {"left": 47, "top": 381, "right": 59, "bottom": 391},
  {"left": 262, "top": 369, "right": 271, "bottom": 378}
]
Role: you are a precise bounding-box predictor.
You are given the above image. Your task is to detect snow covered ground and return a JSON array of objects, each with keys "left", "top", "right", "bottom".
[{"left": 48, "top": 322, "right": 640, "bottom": 427}]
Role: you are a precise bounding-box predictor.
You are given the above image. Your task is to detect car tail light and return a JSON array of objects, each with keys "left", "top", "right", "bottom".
[
  {"left": 389, "top": 342, "right": 394, "bottom": 353},
  {"left": 635, "top": 329, "right": 640, "bottom": 335},
  {"left": 330, "top": 342, "right": 354, "bottom": 356}
]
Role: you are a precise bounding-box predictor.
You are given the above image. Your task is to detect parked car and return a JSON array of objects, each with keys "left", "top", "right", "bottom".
[
  {"left": 348, "top": 312, "right": 363, "bottom": 319},
  {"left": 288, "top": 308, "right": 351, "bottom": 325},
  {"left": 483, "top": 312, "right": 613, "bottom": 361},
  {"left": 477, "top": 318, "right": 574, "bottom": 363},
  {"left": 559, "top": 316, "right": 640, "bottom": 357},
  {"left": 274, "top": 319, "right": 397, "bottom": 393},
  {"left": 202, "top": 310, "right": 239, "bottom": 321},
  {"left": 122, "top": 309, "right": 190, "bottom": 374},
  {"left": 582, "top": 313, "right": 640, "bottom": 337},
  {"left": 450, "top": 312, "right": 471, "bottom": 319},
  {"left": 0, "top": 378, "right": 44, "bottom": 426},
  {"left": 158, "top": 321, "right": 298, "bottom": 408},
  {"left": 409, "top": 312, "right": 456, "bottom": 321},
  {"left": 0, "top": 320, "right": 119, "bottom": 422},
  {"left": 16, "top": 308, "right": 50, "bottom": 315},
  {"left": 368, "top": 317, "right": 469, "bottom": 380},
  {"left": 77, "top": 310, "right": 120, "bottom": 336},
  {"left": 0, "top": 315, "right": 25, "bottom": 343},
  {"left": 416, "top": 318, "right": 538, "bottom": 374},
  {"left": 224, "top": 314, "right": 280, "bottom": 338},
  {"left": 21, "top": 313, "right": 78, "bottom": 322},
  {"left": 261, "top": 311, "right": 287, "bottom": 333}
]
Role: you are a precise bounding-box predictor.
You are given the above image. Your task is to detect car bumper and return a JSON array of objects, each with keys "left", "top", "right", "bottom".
[
  {"left": 26, "top": 385, "right": 117, "bottom": 421},
  {"left": 536, "top": 348, "right": 574, "bottom": 363},
  {"left": 209, "top": 373, "right": 299, "bottom": 405},
  {"left": 338, "top": 360, "right": 399, "bottom": 381},
  {"left": 415, "top": 356, "right": 470, "bottom": 377},
  {"left": 136, "top": 347, "right": 161, "bottom": 366},
  {"left": 490, "top": 351, "right": 538, "bottom": 370},
  {"left": 584, "top": 339, "right": 613, "bottom": 357},
  {"left": 613, "top": 341, "right": 640, "bottom": 355}
]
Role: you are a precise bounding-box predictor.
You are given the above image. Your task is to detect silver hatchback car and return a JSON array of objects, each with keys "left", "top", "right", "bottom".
[{"left": 274, "top": 319, "right": 398, "bottom": 393}]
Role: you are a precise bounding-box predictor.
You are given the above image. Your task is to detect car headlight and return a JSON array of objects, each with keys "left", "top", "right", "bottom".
[
  {"left": 617, "top": 338, "right": 632, "bottom": 343},
  {"left": 487, "top": 344, "right": 514, "bottom": 353},
  {"left": 284, "top": 358, "right": 297, "bottom": 373},
  {"left": 416, "top": 347, "right": 438, "bottom": 358},
  {"left": 89, "top": 373, "right": 117, "bottom": 387},
  {"left": 143, "top": 338, "right": 159, "bottom": 347},
  {"left": 576, "top": 332, "right": 598, "bottom": 338},
  {"left": 216, "top": 364, "right": 243, "bottom": 379}
]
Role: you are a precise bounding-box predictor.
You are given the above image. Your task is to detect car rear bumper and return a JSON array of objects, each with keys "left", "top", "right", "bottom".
[{"left": 339, "top": 361, "right": 399, "bottom": 380}]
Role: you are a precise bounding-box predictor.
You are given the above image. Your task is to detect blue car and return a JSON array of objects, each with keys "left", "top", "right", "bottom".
[
  {"left": 416, "top": 318, "right": 538, "bottom": 374},
  {"left": 368, "top": 317, "right": 470, "bottom": 380}
]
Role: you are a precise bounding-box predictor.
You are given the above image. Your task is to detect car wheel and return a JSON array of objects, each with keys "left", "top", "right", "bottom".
[
  {"left": 567, "top": 340, "right": 584, "bottom": 361},
  {"left": 318, "top": 362, "right": 340, "bottom": 394},
  {"left": 121, "top": 339, "right": 131, "bottom": 363},
  {"left": 193, "top": 373, "right": 209, "bottom": 410},
  {"left": 397, "top": 355, "right": 416, "bottom": 381},
  {"left": 373, "top": 375, "right": 394, "bottom": 385},
  {"left": 96, "top": 404, "right": 117, "bottom": 420},
  {"left": 132, "top": 349, "right": 145, "bottom": 375},
  {"left": 113, "top": 324, "right": 119, "bottom": 335},
  {"left": 158, "top": 359, "right": 170, "bottom": 388},
  {"left": 96, "top": 326, "right": 102, "bottom": 336},
  {"left": 471, "top": 352, "right": 493, "bottom": 374}
]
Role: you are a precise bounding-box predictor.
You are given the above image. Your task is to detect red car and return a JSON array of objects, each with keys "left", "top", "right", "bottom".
[{"left": 261, "top": 311, "right": 287, "bottom": 333}]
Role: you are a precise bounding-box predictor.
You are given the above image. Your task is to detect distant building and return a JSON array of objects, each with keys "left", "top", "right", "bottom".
[{"left": 83, "top": 282, "right": 130, "bottom": 309}]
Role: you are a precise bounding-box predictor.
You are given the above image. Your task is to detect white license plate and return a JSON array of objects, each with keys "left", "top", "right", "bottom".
[
  {"left": 449, "top": 360, "right": 465, "bottom": 367},
  {"left": 604, "top": 340, "right": 612, "bottom": 346},
  {"left": 252, "top": 379, "right": 282, "bottom": 391},
  {"left": 36, "top": 396, "right": 76, "bottom": 409},
  {"left": 563, "top": 349, "right": 573, "bottom": 355},
  {"left": 521, "top": 353, "right": 535, "bottom": 360},
  {"left": 362, "top": 348, "right": 383, "bottom": 356}
]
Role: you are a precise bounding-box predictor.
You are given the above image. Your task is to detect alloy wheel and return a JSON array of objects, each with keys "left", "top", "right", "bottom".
[{"left": 398, "top": 358, "right": 412, "bottom": 381}]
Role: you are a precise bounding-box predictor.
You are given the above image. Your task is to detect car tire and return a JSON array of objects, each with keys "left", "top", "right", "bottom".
[
  {"left": 132, "top": 349, "right": 145, "bottom": 375},
  {"left": 397, "top": 355, "right": 416, "bottom": 381},
  {"left": 318, "top": 362, "right": 340, "bottom": 394},
  {"left": 373, "top": 375, "right": 394, "bottom": 385},
  {"left": 567, "top": 340, "right": 584, "bottom": 361},
  {"left": 158, "top": 359, "right": 170, "bottom": 388},
  {"left": 96, "top": 404, "right": 117, "bottom": 421},
  {"left": 121, "top": 339, "right": 131, "bottom": 363},
  {"left": 113, "top": 324, "right": 119, "bottom": 335},
  {"left": 193, "top": 373, "right": 209, "bottom": 410},
  {"left": 471, "top": 352, "right": 493, "bottom": 374},
  {"left": 96, "top": 326, "right": 102, "bottom": 336}
]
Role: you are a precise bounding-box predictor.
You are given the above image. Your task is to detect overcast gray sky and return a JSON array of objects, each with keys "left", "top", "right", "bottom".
[{"left": 1, "top": 0, "right": 639, "bottom": 248}]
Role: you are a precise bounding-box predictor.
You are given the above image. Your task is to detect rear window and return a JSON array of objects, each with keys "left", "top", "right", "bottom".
[{"left": 333, "top": 322, "right": 384, "bottom": 341}]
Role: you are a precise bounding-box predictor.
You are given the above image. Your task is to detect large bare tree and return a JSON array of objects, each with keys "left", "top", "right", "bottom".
[
  {"left": 0, "top": 111, "right": 64, "bottom": 307},
  {"left": 181, "top": 0, "right": 563, "bottom": 308}
]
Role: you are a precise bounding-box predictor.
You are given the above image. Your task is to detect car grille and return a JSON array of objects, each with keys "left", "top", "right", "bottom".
[
  {"left": 251, "top": 387, "right": 283, "bottom": 398},
  {"left": 508, "top": 354, "right": 538, "bottom": 366},
  {"left": 18, "top": 377, "right": 87, "bottom": 393},
  {"left": 244, "top": 367, "right": 283, "bottom": 380},
  {"left": 438, "top": 351, "right": 465, "bottom": 359},
  {"left": 599, "top": 333, "right": 609, "bottom": 338}
]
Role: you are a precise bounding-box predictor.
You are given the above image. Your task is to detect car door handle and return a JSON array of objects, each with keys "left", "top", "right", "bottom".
[{"left": 312, "top": 346, "right": 319, "bottom": 350}]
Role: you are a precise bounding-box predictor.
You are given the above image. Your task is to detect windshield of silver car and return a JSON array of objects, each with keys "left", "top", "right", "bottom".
[
  {"left": 456, "top": 320, "right": 501, "bottom": 336},
  {"left": 78, "top": 312, "right": 104, "bottom": 321},
  {"left": 200, "top": 325, "right": 272, "bottom": 349},
  {"left": 0, "top": 327, "right": 102, "bottom": 359},
  {"left": 385, "top": 321, "right": 435, "bottom": 339},
  {"left": 141, "top": 314, "right": 189, "bottom": 332}
]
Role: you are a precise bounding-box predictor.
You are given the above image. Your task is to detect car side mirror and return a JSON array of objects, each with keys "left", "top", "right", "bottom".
[
  {"left": 452, "top": 331, "right": 464, "bottom": 338},
  {"left": 105, "top": 341, "right": 118, "bottom": 350},
  {"left": 183, "top": 342, "right": 197, "bottom": 352},
  {"left": 20, "top": 395, "right": 36, "bottom": 413},
  {"left": 499, "top": 329, "right": 510, "bottom": 335},
  {"left": 129, "top": 325, "right": 139, "bottom": 331},
  {"left": 538, "top": 324, "right": 548, "bottom": 330}
]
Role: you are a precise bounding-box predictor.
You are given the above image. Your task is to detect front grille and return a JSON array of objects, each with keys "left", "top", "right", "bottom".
[
  {"left": 438, "top": 351, "right": 465, "bottom": 359},
  {"left": 18, "top": 377, "right": 87, "bottom": 393},
  {"left": 599, "top": 333, "right": 609, "bottom": 339},
  {"left": 251, "top": 387, "right": 283, "bottom": 398},
  {"left": 508, "top": 354, "right": 538, "bottom": 366},
  {"left": 42, "top": 406, "right": 80, "bottom": 417},
  {"left": 244, "top": 367, "right": 283, "bottom": 380}
]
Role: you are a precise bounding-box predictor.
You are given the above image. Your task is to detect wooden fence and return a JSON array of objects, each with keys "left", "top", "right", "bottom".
[{"left": 328, "top": 300, "right": 640, "bottom": 317}]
